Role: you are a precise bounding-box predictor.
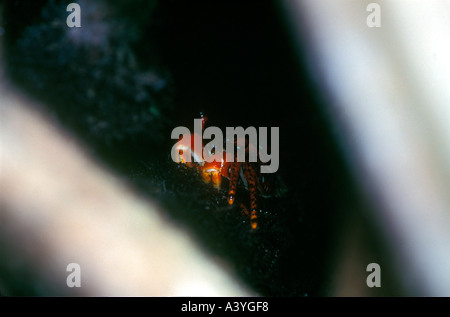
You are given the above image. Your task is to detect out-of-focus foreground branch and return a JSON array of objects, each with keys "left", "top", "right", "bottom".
[
  {"left": 0, "top": 77, "right": 251, "bottom": 295},
  {"left": 283, "top": 0, "right": 450, "bottom": 295}
]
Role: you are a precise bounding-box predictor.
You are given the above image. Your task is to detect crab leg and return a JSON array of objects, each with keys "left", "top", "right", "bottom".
[
  {"left": 244, "top": 162, "right": 258, "bottom": 230},
  {"left": 227, "top": 162, "right": 240, "bottom": 205}
]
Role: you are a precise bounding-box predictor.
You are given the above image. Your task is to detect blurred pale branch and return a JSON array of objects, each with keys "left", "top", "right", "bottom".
[{"left": 283, "top": 0, "right": 450, "bottom": 295}]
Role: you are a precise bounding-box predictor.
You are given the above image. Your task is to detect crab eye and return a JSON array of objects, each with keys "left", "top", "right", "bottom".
[{"left": 228, "top": 194, "right": 235, "bottom": 205}]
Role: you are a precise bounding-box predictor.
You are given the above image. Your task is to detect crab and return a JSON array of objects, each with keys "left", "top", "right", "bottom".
[{"left": 173, "top": 114, "right": 271, "bottom": 230}]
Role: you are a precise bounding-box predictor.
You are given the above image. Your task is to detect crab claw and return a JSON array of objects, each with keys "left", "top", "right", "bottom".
[{"left": 200, "top": 162, "right": 222, "bottom": 189}]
